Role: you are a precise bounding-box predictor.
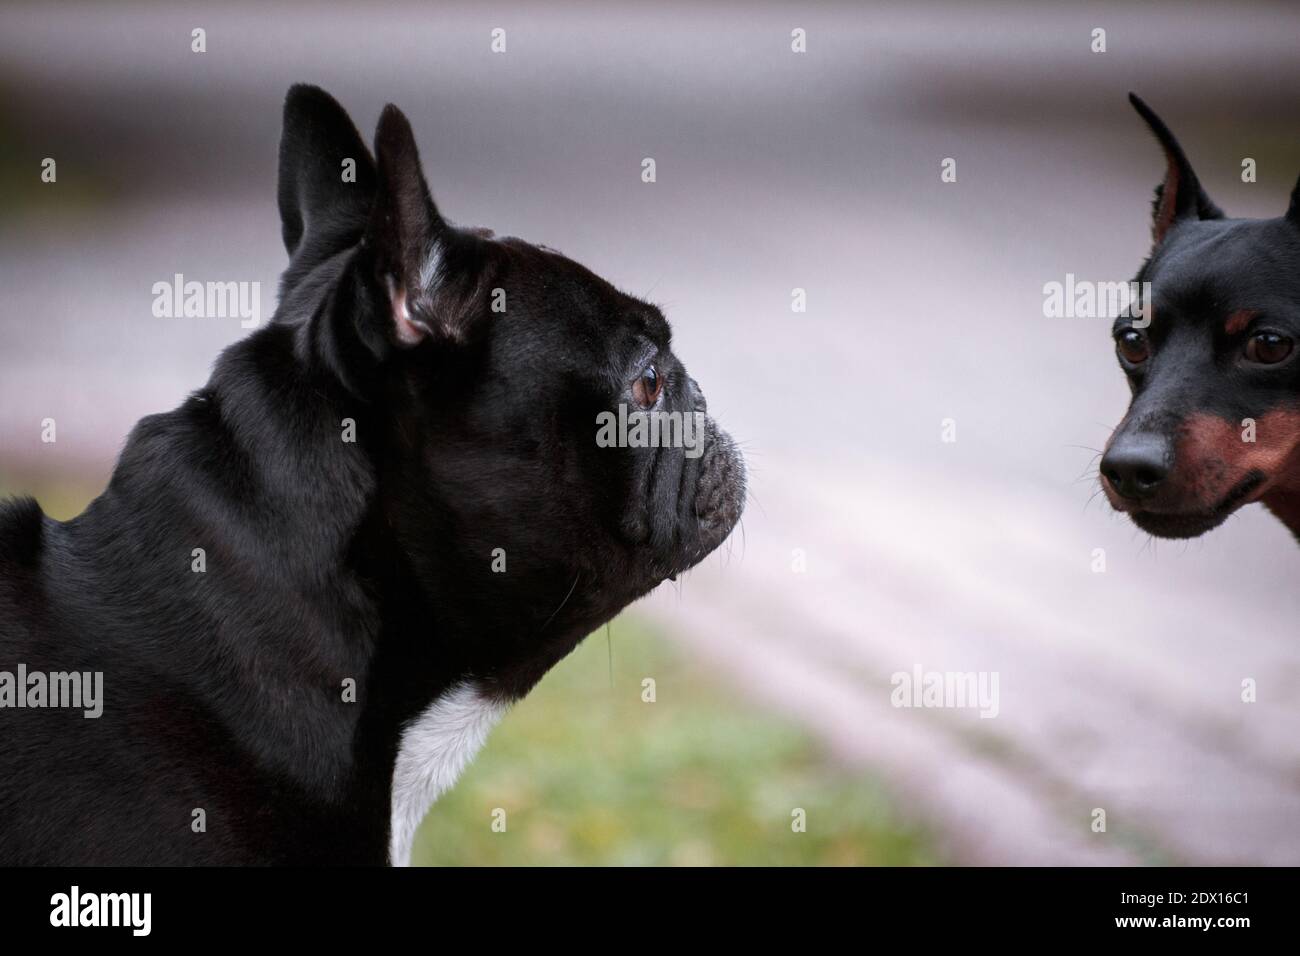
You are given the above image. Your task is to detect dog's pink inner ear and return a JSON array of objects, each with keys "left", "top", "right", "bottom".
[
  {"left": 389, "top": 281, "right": 429, "bottom": 347},
  {"left": 1154, "top": 158, "right": 1181, "bottom": 244}
]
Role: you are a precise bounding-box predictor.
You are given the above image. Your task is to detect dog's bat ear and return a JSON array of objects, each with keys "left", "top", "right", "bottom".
[
  {"left": 277, "top": 85, "right": 376, "bottom": 258},
  {"left": 1129, "top": 93, "right": 1223, "bottom": 245},
  {"left": 367, "top": 105, "right": 480, "bottom": 347}
]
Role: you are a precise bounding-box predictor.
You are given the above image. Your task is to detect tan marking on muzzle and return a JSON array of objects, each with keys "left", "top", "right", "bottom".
[{"left": 1175, "top": 410, "right": 1300, "bottom": 510}]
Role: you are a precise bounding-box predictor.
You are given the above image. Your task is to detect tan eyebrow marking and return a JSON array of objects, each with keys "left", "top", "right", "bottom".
[{"left": 1224, "top": 309, "right": 1258, "bottom": 336}]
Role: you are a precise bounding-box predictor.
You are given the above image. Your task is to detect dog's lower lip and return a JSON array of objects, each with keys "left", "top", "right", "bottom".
[
  {"left": 1155, "top": 472, "right": 1263, "bottom": 517},
  {"left": 1127, "top": 472, "right": 1265, "bottom": 534}
]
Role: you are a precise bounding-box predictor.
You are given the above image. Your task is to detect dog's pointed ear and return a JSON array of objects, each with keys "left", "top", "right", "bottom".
[
  {"left": 277, "top": 85, "right": 376, "bottom": 258},
  {"left": 1129, "top": 93, "right": 1223, "bottom": 245},
  {"left": 1287, "top": 173, "right": 1300, "bottom": 227},
  {"left": 366, "top": 105, "right": 480, "bottom": 347}
]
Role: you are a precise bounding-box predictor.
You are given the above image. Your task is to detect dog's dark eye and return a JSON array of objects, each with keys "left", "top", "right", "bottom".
[
  {"left": 1116, "top": 329, "right": 1149, "bottom": 365},
  {"left": 632, "top": 364, "right": 662, "bottom": 408},
  {"left": 1244, "top": 332, "right": 1294, "bottom": 365}
]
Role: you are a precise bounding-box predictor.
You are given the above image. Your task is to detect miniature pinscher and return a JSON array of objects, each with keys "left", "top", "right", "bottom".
[{"left": 1102, "top": 94, "right": 1300, "bottom": 540}]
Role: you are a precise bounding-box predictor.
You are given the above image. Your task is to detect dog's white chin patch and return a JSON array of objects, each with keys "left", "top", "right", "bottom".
[{"left": 389, "top": 683, "right": 507, "bottom": 867}]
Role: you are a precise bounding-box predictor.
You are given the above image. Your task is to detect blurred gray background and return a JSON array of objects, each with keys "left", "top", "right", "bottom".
[{"left": 2, "top": 1, "right": 1300, "bottom": 864}]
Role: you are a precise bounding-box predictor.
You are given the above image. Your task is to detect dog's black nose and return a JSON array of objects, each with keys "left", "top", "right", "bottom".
[{"left": 1101, "top": 434, "right": 1170, "bottom": 500}]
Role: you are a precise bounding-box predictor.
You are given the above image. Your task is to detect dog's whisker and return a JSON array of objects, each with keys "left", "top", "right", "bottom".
[
  {"left": 1083, "top": 485, "right": 1107, "bottom": 513},
  {"left": 539, "top": 572, "right": 581, "bottom": 634}
]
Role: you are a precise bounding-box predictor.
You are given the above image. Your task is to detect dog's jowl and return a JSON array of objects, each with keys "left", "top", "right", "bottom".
[
  {"left": 0, "top": 86, "right": 745, "bottom": 865},
  {"left": 1102, "top": 94, "right": 1300, "bottom": 541}
]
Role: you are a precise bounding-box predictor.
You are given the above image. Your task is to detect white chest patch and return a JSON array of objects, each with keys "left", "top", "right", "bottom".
[{"left": 388, "top": 683, "right": 507, "bottom": 867}]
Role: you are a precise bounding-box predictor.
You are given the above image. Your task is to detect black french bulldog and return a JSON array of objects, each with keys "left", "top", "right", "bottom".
[
  {"left": 0, "top": 85, "right": 745, "bottom": 865},
  {"left": 1102, "top": 94, "right": 1300, "bottom": 540}
]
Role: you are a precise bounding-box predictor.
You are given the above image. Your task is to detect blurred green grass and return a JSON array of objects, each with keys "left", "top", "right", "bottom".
[
  {"left": 412, "top": 615, "right": 938, "bottom": 866},
  {"left": 0, "top": 473, "right": 102, "bottom": 521}
]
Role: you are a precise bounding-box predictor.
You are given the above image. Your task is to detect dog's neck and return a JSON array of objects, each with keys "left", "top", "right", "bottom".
[
  {"left": 65, "top": 324, "right": 380, "bottom": 794},
  {"left": 1262, "top": 488, "right": 1300, "bottom": 540},
  {"left": 71, "top": 317, "right": 589, "bottom": 862},
  {"left": 1259, "top": 447, "right": 1300, "bottom": 541}
]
